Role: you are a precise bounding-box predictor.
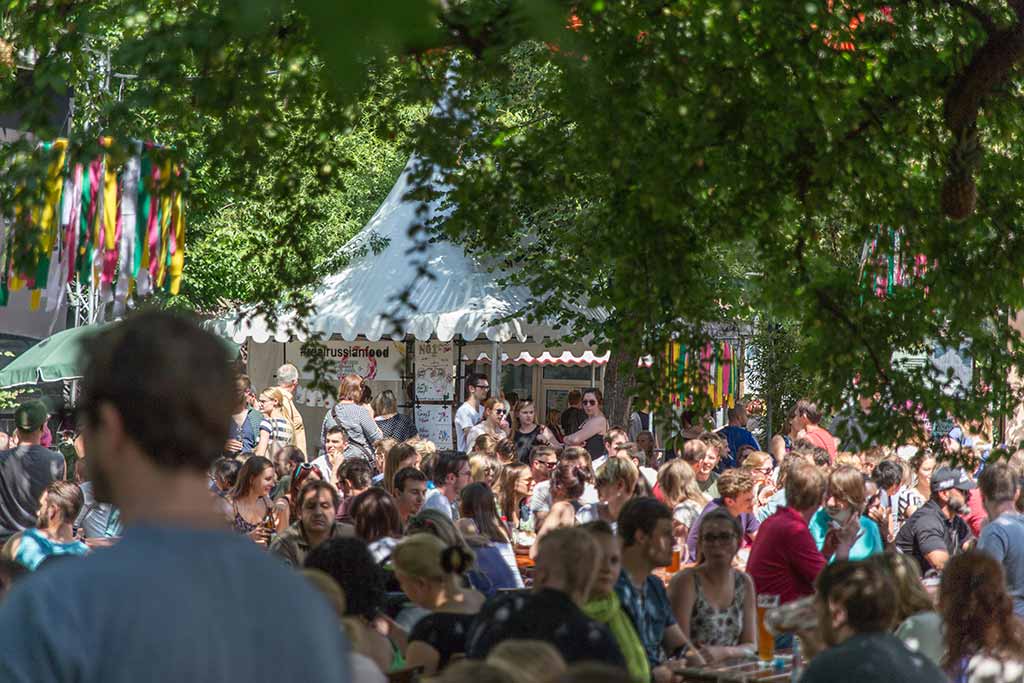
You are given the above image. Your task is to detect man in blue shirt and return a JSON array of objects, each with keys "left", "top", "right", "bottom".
[
  {"left": 717, "top": 404, "right": 760, "bottom": 471},
  {"left": 0, "top": 312, "right": 350, "bottom": 683},
  {"left": 615, "top": 497, "right": 690, "bottom": 670},
  {"left": 978, "top": 463, "right": 1024, "bottom": 617}
]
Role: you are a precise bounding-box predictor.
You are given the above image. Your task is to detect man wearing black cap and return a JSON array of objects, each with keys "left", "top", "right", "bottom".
[
  {"left": 894, "top": 465, "right": 975, "bottom": 574},
  {"left": 0, "top": 400, "right": 66, "bottom": 544}
]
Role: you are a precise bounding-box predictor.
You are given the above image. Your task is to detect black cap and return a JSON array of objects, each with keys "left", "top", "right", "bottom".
[{"left": 930, "top": 466, "right": 977, "bottom": 493}]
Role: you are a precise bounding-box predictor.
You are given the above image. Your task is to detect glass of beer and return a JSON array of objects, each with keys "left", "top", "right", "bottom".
[
  {"left": 667, "top": 544, "right": 682, "bottom": 573},
  {"left": 756, "top": 594, "right": 780, "bottom": 663}
]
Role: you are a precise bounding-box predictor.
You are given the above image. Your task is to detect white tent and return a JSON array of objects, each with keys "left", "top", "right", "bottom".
[
  {"left": 211, "top": 154, "right": 606, "bottom": 451},
  {"left": 211, "top": 156, "right": 604, "bottom": 345}
]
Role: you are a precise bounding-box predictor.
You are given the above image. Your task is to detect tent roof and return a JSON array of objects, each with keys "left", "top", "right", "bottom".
[{"left": 213, "top": 156, "right": 605, "bottom": 344}]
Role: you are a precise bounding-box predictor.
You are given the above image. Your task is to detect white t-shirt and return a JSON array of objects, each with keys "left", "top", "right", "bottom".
[
  {"left": 639, "top": 466, "right": 657, "bottom": 489},
  {"left": 455, "top": 402, "right": 484, "bottom": 451},
  {"left": 421, "top": 488, "right": 458, "bottom": 520},
  {"left": 465, "top": 424, "right": 506, "bottom": 451},
  {"left": 530, "top": 480, "right": 552, "bottom": 514}
]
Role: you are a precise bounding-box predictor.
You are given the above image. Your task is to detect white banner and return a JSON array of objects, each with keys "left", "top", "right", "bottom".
[{"left": 286, "top": 341, "right": 406, "bottom": 407}]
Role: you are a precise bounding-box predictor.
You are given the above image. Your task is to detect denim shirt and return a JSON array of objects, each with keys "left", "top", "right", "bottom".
[{"left": 614, "top": 570, "right": 677, "bottom": 667}]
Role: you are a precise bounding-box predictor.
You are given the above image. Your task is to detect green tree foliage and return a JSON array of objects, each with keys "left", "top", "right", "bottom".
[{"left": 4, "top": 0, "right": 1024, "bottom": 446}]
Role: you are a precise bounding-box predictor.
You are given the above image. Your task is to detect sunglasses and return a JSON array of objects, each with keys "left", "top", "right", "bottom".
[
  {"left": 494, "top": 408, "right": 507, "bottom": 415},
  {"left": 535, "top": 460, "right": 557, "bottom": 469},
  {"left": 581, "top": 400, "right": 598, "bottom": 406},
  {"left": 474, "top": 384, "right": 490, "bottom": 390},
  {"left": 292, "top": 462, "right": 315, "bottom": 479}
]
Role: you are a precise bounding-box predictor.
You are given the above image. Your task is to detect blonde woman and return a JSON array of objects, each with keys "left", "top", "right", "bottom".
[
  {"left": 392, "top": 534, "right": 485, "bottom": 674},
  {"left": 469, "top": 454, "right": 503, "bottom": 487},
  {"left": 576, "top": 456, "right": 638, "bottom": 528},
  {"left": 254, "top": 388, "right": 293, "bottom": 458},
  {"left": 740, "top": 450, "right": 777, "bottom": 510},
  {"left": 658, "top": 459, "right": 708, "bottom": 544}
]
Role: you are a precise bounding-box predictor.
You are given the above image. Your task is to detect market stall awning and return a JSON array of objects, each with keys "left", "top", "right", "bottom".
[
  {"left": 211, "top": 154, "right": 606, "bottom": 345},
  {"left": 464, "top": 350, "right": 609, "bottom": 366}
]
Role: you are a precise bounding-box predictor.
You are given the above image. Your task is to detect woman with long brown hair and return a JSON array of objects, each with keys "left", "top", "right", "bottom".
[
  {"left": 228, "top": 455, "right": 289, "bottom": 544},
  {"left": 459, "top": 482, "right": 524, "bottom": 590},
  {"left": 658, "top": 459, "right": 708, "bottom": 546},
  {"left": 941, "top": 550, "right": 1024, "bottom": 682},
  {"left": 494, "top": 463, "right": 534, "bottom": 535},
  {"left": 382, "top": 442, "right": 419, "bottom": 496}
]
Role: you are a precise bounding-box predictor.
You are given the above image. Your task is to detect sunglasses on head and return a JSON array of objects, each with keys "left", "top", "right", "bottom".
[{"left": 292, "top": 462, "right": 315, "bottom": 478}]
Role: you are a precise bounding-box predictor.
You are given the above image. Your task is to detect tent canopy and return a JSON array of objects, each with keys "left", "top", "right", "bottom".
[{"left": 212, "top": 156, "right": 605, "bottom": 345}]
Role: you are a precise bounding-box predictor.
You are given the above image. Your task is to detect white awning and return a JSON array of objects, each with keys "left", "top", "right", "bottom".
[
  {"left": 464, "top": 350, "right": 610, "bottom": 366},
  {"left": 211, "top": 155, "right": 605, "bottom": 344}
]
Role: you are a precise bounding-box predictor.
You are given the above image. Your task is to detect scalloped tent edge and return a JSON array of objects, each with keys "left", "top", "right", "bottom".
[{"left": 209, "top": 154, "right": 606, "bottom": 345}]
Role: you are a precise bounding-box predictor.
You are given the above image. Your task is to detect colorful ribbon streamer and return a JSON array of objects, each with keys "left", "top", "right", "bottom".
[{"left": 0, "top": 138, "right": 187, "bottom": 311}]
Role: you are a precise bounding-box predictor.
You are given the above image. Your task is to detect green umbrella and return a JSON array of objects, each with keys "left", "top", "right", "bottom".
[
  {"left": 0, "top": 322, "right": 239, "bottom": 389},
  {"left": 0, "top": 324, "right": 110, "bottom": 388}
]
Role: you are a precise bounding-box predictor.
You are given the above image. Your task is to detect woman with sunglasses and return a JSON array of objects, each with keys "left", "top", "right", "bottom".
[
  {"left": 740, "top": 451, "right": 777, "bottom": 514},
  {"left": 670, "top": 508, "right": 757, "bottom": 664},
  {"left": 465, "top": 398, "right": 508, "bottom": 448},
  {"left": 563, "top": 389, "right": 609, "bottom": 461}
]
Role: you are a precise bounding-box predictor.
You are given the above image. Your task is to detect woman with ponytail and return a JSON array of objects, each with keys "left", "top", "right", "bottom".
[{"left": 392, "top": 533, "right": 486, "bottom": 674}]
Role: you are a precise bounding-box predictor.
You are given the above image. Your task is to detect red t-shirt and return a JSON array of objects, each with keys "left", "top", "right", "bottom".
[
  {"left": 803, "top": 425, "right": 837, "bottom": 463},
  {"left": 746, "top": 506, "right": 826, "bottom": 605},
  {"left": 963, "top": 487, "right": 988, "bottom": 538}
]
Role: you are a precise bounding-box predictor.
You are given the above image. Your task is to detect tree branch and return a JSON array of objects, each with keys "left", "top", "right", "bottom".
[{"left": 945, "top": 25, "right": 1024, "bottom": 134}]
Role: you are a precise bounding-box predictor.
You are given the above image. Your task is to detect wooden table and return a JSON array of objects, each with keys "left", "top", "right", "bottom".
[{"left": 673, "top": 656, "right": 794, "bottom": 682}]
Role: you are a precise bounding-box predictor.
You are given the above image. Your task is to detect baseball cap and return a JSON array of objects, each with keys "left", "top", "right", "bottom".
[
  {"left": 14, "top": 399, "right": 48, "bottom": 432},
  {"left": 930, "top": 466, "right": 977, "bottom": 493}
]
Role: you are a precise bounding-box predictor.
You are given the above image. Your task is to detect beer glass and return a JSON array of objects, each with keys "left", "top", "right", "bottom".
[{"left": 756, "top": 594, "right": 780, "bottom": 662}]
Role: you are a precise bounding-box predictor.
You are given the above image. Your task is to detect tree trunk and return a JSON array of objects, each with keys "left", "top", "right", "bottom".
[{"left": 603, "top": 345, "right": 637, "bottom": 430}]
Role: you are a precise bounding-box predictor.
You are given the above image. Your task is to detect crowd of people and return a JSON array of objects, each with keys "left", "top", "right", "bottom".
[{"left": 0, "top": 312, "right": 1022, "bottom": 683}]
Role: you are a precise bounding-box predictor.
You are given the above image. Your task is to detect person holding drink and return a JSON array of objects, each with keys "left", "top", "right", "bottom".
[
  {"left": 670, "top": 508, "right": 757, "bottom": 663},
  {"left": 228, "top": 456, "right": 287, "bottom": 545},
  {"left": 746, "top": 463, "right": 860, "bottom": 654}
]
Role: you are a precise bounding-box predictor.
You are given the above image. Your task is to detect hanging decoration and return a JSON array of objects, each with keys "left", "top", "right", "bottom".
[
  {"left": 666, "top": 340, "right": 740, "bottom": 410},
  {"left": 0, "top": 137, "right": 187, "bottom": 312},
  {"left": 857, "top": 226, "right": 931, "bottom": 301}
]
